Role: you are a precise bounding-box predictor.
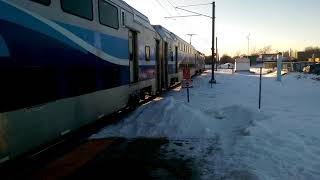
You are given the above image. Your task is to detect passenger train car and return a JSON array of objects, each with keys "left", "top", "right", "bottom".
[
  {"left": 196, "top": 51, "right": 206, "bottom": 73},
  {"left": 0, "top": 0, "right": 205, "bottom": 163},
  {"left": 153, "top": 25, "right": 204, "bottom": 89}
]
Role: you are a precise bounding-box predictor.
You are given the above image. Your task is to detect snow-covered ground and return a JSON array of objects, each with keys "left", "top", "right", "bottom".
[{"left": 91, "top": 69, "right": 320, "bottom": 180}]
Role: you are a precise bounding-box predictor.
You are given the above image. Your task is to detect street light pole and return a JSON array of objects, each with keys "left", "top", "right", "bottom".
[
  {"left": 187, "top": 34, "right": 196, "bottom": 45},
  {"left": 211, "top": 2, "right": 216, "bottom": 84}
]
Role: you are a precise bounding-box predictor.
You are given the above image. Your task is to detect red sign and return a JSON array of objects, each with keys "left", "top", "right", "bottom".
[{"left": 183, "top": 67, "right": 190, "bottom": 80}]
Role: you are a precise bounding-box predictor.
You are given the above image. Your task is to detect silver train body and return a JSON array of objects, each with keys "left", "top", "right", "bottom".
[{"left": 0, "top": 0, "right": 205, "bottom": 163}]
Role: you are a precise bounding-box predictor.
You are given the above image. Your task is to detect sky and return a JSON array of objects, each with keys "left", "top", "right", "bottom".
[{"left": 123, "top": 0, "right": 320, "bottom": 56}]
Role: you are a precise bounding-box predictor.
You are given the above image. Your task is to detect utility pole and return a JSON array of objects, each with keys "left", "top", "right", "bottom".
[
  {"left": 187, "top": 34, "right": 196, "bottom": 45},
  {"left": 247, "top": 33, "right": 251, "bottom": 57},
  {"left": 211, "top": 1, "right": 216, "bottom": 84}
]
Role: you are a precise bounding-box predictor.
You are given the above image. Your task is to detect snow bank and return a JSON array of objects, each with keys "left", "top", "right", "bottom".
[{"left": 91, "top": 97, "right": 218, "bottom": 139}]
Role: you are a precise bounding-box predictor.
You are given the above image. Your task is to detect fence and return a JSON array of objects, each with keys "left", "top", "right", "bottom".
[{"left": 262, "top": 61, "right": 317, "bottom": 72}]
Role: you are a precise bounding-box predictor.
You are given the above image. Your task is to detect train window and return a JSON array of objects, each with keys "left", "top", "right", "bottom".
[
  {"left": 145, "top": 46, "right": 150, "bottom": 61},
  {"left": 121, "top": 10, "right": 126, "bottom": 27},
  {"left": 61, "top": 0, "right": 93, "bottom": 20},
  {"left": 99, "top": 0, "right": 119, "bottom": 29},
  {"left": 170, "top": 51, "right": 174, "bottom": 61},
  {"left": 31, "top": 0, "right": 51, "bottom": 5}
]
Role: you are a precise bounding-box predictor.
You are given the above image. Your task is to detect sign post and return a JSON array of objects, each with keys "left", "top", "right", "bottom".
[
  {"left": 259, "top": 67, "right": 262, "bottom": 109},
  {"left": 277, "top": 53, "right": 283, "bottom": 82},
  {"left": 186, "top": 82, "right": 190, "bottom": 103},
  {"left": 182, "top": 67, "right": 192, "bottom": 103}
]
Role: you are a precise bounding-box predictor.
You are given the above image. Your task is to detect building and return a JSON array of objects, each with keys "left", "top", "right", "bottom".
[
  {"left": 235, "top": 57, "right": 250, "bottom": 72},
  {"left": 296, "top": 51, "right": 320, "bottom": 61},
  {"left": 257, "top": 54, "right": 278, "bottom": 62}
]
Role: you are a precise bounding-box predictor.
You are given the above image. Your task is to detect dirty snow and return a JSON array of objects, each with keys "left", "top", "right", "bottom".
[{"left": 91, "top": 69, "right": 320, "bottom": 180}]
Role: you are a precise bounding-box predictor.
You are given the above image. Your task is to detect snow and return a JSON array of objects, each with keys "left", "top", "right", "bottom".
[{"left": 91, "top": 69, "right": 320, "bottom": 180}]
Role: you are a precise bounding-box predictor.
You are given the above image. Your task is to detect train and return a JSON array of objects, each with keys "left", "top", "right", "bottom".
[{"left": 0, "top": 0, "right": 205, "bottom": 163}]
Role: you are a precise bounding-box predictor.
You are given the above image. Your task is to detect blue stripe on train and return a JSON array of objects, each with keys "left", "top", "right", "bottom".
[
  {"left": 0, "top": 1, "right": 87, "bottom": 54},
  {"left": 58, "top": 23, "right": 129, "bottom": 60},
  {"left": 0, "top": 1, "right": 130, "bottom": 60},
  {"left": 0, "top": 19, "right": 130, "bottom": 113},
  {"left": 0, "top": 19, "right": 156, "bottom": 113},
  {"left": 0, "top": 1, "right": 156, "bottom": 113}
]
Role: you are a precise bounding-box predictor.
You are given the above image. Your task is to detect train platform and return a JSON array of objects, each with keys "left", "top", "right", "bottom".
[{"left": 1, "top": 138, "right": 193, "bottom": 180}]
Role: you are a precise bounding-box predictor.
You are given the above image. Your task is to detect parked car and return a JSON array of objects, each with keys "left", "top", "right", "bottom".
[
  {"left": 303, "top": 64, "right": 320, "bottom": 74},
  {"left": 220, "top": 63, "right": 234, "bottom": 69}
]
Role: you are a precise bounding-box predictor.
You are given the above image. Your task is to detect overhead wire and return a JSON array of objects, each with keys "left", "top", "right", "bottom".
[
  {"left": 175, "top": 3, "right": 212, "bottom": 8},
  {"left": 154, "top": 0, "right": 174, "bottom": 16},
  {"left": 156, "top": 0, "right": 212, "bottom": 51}
]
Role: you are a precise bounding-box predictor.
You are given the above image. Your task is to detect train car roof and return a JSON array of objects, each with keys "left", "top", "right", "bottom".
[
  {"left": 152, "top": 25, "right": 178, "bottom": 42},
  {"left": 113, "top": 0, "right": 153, "bottom": 29},
  {"left": 153, "top": 25, "right": 201, "bottom": 53}
]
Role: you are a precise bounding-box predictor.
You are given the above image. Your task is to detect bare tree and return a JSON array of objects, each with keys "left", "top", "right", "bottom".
[
  {"left": 258, "top": 45, "right": 272, "bottom": 54},
  {"left": 251, "top": 46, "right": 258, "bottom": 55},
  {"left": 220, "top": 54, "right": 235, "bottom": 64},
  {"left": 283, "top": 51, "right": 290, "bottom": 57},
  {"left": 305, "top": 46, "right": 320, "bottom": 54}
]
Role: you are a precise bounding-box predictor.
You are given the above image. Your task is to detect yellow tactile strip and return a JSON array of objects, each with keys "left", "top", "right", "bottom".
[{"left": 33, "top": 138, "right": 116, "bottom": 180}]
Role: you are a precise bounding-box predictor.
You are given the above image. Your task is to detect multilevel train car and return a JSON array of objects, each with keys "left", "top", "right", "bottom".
[{"left": 0, "top": 0, "right": 205, "bottom": 163}]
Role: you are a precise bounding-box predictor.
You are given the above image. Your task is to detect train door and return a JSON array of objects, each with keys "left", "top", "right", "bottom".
[
  {"left": 155, "top": 40, "right": 161, "bottom": 92},
  {"left": 129, "top": 30, "right": 139, "bottom": 83},
  {"left": 175, "top": 46, "right": 178, "bottom": 73}
]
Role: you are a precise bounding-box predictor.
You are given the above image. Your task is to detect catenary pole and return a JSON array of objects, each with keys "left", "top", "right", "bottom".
[{"left": 211, "top": 2, "right": 216, "bottom": 85}]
